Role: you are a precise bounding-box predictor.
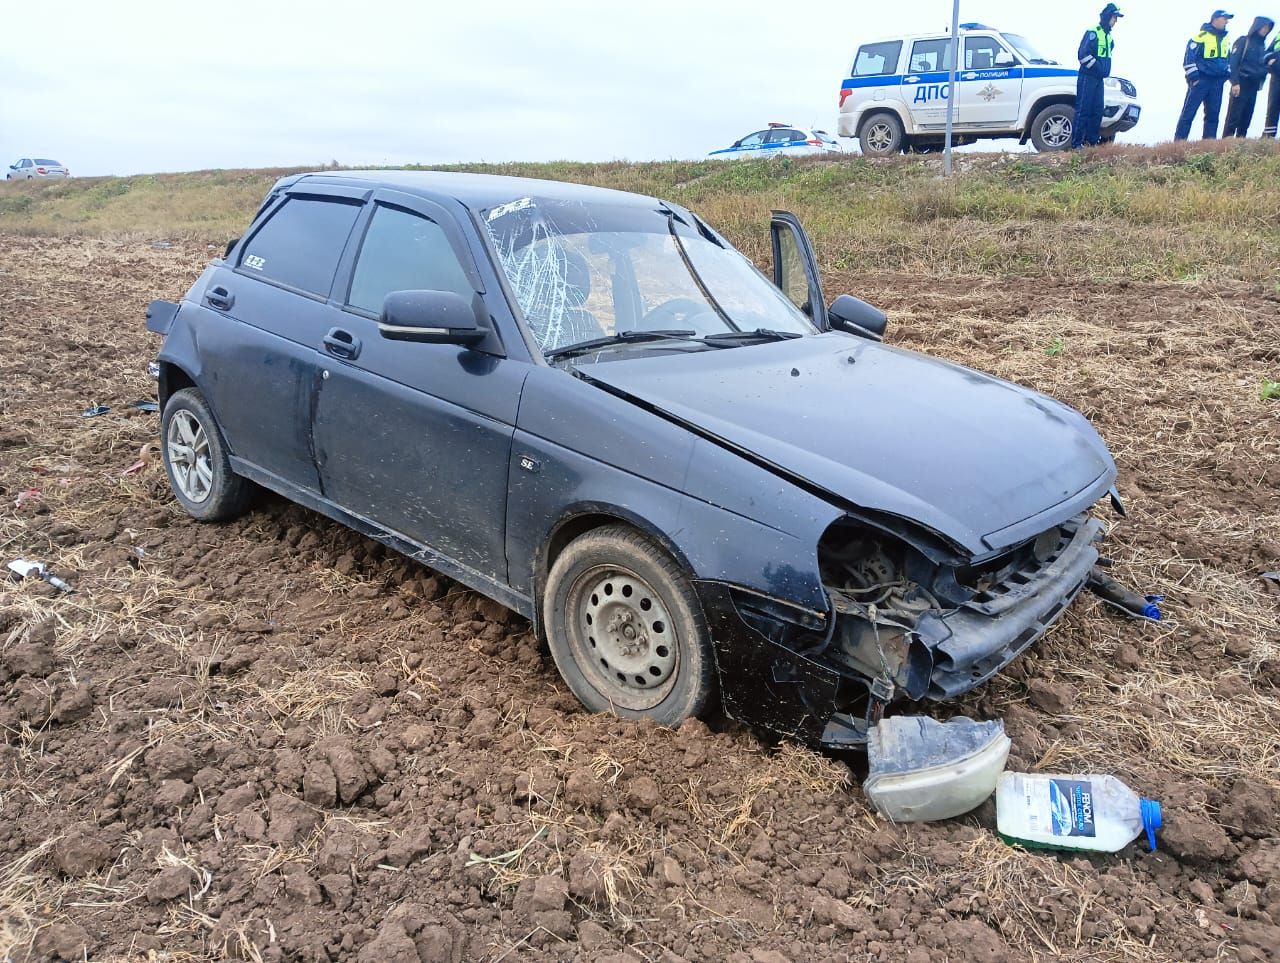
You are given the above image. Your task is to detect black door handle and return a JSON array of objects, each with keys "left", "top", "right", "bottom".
[
  {"left": 322, "top": 327, "right": 361, "bottom": 360},
  {"left": 205, "top": 286, "right": 234, "bottom": 311}
]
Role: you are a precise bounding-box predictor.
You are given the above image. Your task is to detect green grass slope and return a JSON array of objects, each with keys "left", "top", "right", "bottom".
[{"left": 2, "top": 142, "right": 1278, "bottom": 283}]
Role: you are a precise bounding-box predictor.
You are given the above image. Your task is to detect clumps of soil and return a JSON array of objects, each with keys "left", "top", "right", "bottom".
[{"left": 0, "top": 237, "right": 1277, "bottom": 960}]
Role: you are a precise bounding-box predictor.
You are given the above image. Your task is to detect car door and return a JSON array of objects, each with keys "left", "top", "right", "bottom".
[
  {"left": 770, "top": 211, "right": 827, "bottom": 329},
  {"left": 902, "top": 37, "right": 955, "bottom": 130},
  {"left": 764, "top": 127, "right": 805, "bottom": 156},
  {"left": 311, "top": 189, "right": 524, "bottom": 582},
  {"left": 195, "top": 184, "right": 367, "bottom": 491},
  {"left": 957, "top": 34, "right": 1023, "bottom": 127},
  {"left": 734, "top": 130, "right": 770, "bottom": 158}
]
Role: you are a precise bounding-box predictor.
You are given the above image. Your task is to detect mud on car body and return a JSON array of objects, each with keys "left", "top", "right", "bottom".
[{"left": 146, "top": 170, "right": 1124, "bottom": 749}]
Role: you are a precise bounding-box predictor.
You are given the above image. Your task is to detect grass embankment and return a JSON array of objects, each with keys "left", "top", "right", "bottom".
[{"left": 2, "top": 141, "right": 1279, "bottom": 283}]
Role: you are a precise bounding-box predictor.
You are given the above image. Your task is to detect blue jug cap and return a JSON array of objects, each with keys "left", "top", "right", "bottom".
[
  {"left": 1142, "top": 596, "right": 1164, "bottom": 621},
  {"left": 1140, "top": 798, "right": 1162, "bottom": 851}
]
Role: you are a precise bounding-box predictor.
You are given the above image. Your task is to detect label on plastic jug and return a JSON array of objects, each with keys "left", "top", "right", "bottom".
[{"left": 1019, "top": 777, "right": 1097, "bottom": 838}]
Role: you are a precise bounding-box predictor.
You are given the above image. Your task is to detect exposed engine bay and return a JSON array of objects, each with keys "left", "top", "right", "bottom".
[{"left": 810, "top": 514, "right": 1103, "bottom": 740}]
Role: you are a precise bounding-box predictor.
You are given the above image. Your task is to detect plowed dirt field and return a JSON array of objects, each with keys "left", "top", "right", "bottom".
[{"left": 1, "top": 235, "right": 1278, "bottom": 962}]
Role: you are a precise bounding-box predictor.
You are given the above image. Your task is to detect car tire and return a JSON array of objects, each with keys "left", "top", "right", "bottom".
[
  {"left": 859, "top": 113, "right": 905, "bottom": 157},
  {"left": 161, "top": 387, "right": 254, "bottom": 522},
  {"left": 543, "top": 525, "right": 715, "bottom": 726},
  {"left": 1029, "top": 104, "right": 1075, "bottom": 152}
]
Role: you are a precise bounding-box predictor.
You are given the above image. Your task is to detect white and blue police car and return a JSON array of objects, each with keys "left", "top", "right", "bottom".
[
  {"left": 838, "top": 23, "right": 1141, "bottom": 155},
  {"left": 708, "top": 123, "right": 845, "bottom": 159}
]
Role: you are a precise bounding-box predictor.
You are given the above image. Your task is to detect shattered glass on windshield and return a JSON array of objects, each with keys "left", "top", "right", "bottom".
[{"left": 482, "top": 197, "right": 813, "bottom": 356}]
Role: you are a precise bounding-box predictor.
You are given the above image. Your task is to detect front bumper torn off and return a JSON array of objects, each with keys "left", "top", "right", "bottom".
[{"left": 699, "top": 516, "right": 1102, "bottom": 749}]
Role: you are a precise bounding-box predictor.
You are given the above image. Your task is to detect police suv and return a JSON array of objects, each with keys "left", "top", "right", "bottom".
[{"left": 838, "top": 23, "right": 1142, "bottom": 155}]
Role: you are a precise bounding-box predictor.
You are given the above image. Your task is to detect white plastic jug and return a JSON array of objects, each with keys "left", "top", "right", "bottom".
[{"left": 996, "top": 772, "right": 1162, "bottom": 852}]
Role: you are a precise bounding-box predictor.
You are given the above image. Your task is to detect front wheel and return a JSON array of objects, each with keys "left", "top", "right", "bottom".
[
  {"left": 859, "top": 113, "right": 905, "bottom": 157},
  {"left": 161, "top": 388, "right": 254, "bottom": 522},
  {"left": 543, "top": 525, "right": 715, "bottom": 726},
  {"left": 1029, "top": 104, "right": 1075, "bottom": 152}
]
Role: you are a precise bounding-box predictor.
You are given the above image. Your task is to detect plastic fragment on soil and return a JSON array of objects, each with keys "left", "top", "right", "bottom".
[
  {"left": 6, "top": 558, "right": 74, "bottom": 593},
  {"left": 128, "top": 399, "right": 160, "bottom": 413},
  {"left": 1262, "top": 572, "right": 1279, "bottom": 584},
  {"left": 82, "top": 404, "right": 110, "bottom": 417},
  {"left": 863, "top": 715, "right": 1010, "bottom": 823},
  {"left": 15, "top": 488, "right": 42, "bottom": 509}
]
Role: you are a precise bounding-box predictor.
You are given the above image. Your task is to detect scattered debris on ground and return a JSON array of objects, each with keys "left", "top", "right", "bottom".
[{"left": 1, "top": 235, "right": 1278, "bottom": 961}]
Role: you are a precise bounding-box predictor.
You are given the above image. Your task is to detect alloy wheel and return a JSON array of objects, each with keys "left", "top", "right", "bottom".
[{"left": 166, "top": 410, "right": 213, "bottom": 503}]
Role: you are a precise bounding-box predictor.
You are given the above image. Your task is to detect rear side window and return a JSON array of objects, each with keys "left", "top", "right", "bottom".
[
  {"left": 852, "top": 41, "right": 902, "bottom": 77},
  {"left": 34, "top": 158, "right": 61, "bottom": 166},
  {"left": 766, "top": 128, "right": 805, "bottom": 144},
  {"left": 239, "top": 196, "right": 362, "bottom": 297},
  {"left": 910, "top": 39, "right": 954, "bottom": 73},
  {"left": 347, "top": 205, "right": 474, "bottom": 315}
]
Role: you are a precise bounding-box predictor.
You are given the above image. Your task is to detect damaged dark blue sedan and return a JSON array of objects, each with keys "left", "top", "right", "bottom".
[{"left": 146, "top": 170, "right": 1124, "bottom": 749}]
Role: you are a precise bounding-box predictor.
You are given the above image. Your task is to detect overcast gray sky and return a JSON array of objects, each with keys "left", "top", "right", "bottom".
[{"left": 0, "top": 1, "right": 1267, "bottom": 175}]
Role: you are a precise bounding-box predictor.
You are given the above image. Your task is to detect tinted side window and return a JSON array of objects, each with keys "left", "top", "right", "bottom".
[
  {"left": 852, "top": 41, "right": 902, "bottom": 76},
  {"left": 347, "top": 205, "right": 474, "bottom": 315},
  {"left": 910, "top": 39, "right": 954, "bottom": 73},
  {"left": 239, "top": 196, "right": 361, "bottom": 297},
  {"left": 964, "top": 36, "right": 1004, "bottom": 70},
  {"left": 738, "top": 131, "right": 768, "bottom": 148}
]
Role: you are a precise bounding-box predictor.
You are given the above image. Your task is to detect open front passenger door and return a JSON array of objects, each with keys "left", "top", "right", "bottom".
[{"left": 770, "top": 211, "right": 828, "bottom": 330}]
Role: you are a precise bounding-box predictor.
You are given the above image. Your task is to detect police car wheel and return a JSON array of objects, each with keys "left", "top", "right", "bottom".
[
  {"left": 1030, "top": 104, "right": 1075, "bottom": 152},
  {"left": 859, "top": 113, "right": 904, "bottom": 157}
]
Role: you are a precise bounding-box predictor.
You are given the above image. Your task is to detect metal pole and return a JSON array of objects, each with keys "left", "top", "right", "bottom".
[{"left": 943, "top": 0, "right": 961, "bottom": 176}]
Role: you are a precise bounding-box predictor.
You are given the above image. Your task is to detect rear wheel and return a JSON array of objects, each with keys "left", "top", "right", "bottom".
[
  {"left": 1029, "top": 104, "right": 1075, "bottom": 152},
  {"left": 161, "top": 388, "right": 254, "bottom": 522},
  {"left": 859, "top": 113, "right": 905, "bottom": 157},
  {"left": 543, "top": 525, "right": 714, "bottom": 726}
]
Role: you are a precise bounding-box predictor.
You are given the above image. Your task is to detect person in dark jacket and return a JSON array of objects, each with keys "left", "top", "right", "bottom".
[
  {"left": 1263, "top": 31, "right": 1280, "bottom": 135},
  {"left": 1072, "top": 4, "right": 1123, "bottom": 148},
  {"left": 1175, "top": 11, "right": 1235, "bottom": 140},
  {"left": 1223, "top": 16, "right": 1275, "bottom": 136}
]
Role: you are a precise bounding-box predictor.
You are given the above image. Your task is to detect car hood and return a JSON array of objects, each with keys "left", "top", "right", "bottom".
[{"left": 578, "top": 333, "right": 1116, "bottom": 557}]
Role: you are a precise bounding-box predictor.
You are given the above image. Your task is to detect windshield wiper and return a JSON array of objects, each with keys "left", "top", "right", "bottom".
[
  {"left": 543, "top": 329, "right": 699, "bottom": 361},
  {"left": 702, "top": 328, "right": 805, "bottom": 344}
]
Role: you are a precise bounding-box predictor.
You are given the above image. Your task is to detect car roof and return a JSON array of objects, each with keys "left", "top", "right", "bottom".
[
  {"left": 856, "top": 26, "right": 1001, "bottom": 46},
  {"left": 277, "top": 170, "right": 662, "bottom": 211}
]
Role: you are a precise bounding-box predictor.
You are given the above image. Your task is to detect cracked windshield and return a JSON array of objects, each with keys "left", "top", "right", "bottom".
[{"left": 482, "top": 197, "right": 813, "bottom": 355}]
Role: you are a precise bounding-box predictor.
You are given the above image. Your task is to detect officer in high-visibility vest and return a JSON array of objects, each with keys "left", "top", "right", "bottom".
[
  {"left": 1175, "top": 10, "right": 1234, "bottom": 140},
  {"left": 1072, "top": 4, "right": 1124, "bottom": 148}
]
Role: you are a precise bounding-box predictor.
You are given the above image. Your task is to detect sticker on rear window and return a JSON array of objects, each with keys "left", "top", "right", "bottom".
[{"left": 244, "top": 254, "right": 266, "bottom": 271}]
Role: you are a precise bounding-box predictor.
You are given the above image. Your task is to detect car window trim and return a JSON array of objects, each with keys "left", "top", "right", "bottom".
[
  {"left": 336, "top": 191, "right": 487, "bottom": 320},
  {"left": 231, "top": 186, "right": 370, "bottom": 300}
]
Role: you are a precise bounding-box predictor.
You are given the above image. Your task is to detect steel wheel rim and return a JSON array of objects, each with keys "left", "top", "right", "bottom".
[
  {"left": 1042, "top": 116, "right": 1072, "bottom": 148},
  {"left": 867, "top": 123, "right": 895, "bottom": 153},
  {"left": 567, "top": 565, "right": 679, "bottom": 711},
  {"left": 166, "top": 410, "right": 213, "bottom": 503}
]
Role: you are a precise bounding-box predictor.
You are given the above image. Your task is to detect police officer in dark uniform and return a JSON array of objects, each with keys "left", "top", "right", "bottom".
[
  {"left": 1072, "top": 4, "right": 1123, "bottom": 149},
  {"left": 1223, "top": 16, "right": 1275, "bottom": 136},
  {"left": 1176, "top": 10, "right": 1234, "bottom": 140},
  {"left": 1261, "top": 27, "right": 1280, "bottom": 135}
]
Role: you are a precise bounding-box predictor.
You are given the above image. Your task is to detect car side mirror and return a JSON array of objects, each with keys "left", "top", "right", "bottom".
[
  {"left": 732, "top": 139, "right": 743, "bottom": 148},
  {"left": 828, "top": 294, "right": 887, "bottom": 341},
  {"left": 995, "top": 51, "right": 1015, "bottom": 67},
  {"left": 379, "top": 289, "right": 488, "bottom": 346},
  {"left": 223, "top": 236, "right": 240, "bottom": 259}
]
